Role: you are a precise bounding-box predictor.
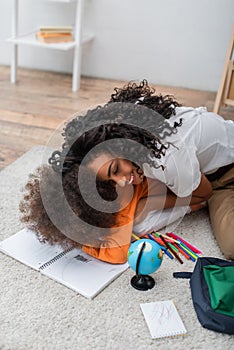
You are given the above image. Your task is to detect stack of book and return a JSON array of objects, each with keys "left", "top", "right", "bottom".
[{"left": 36, "top": 26, "right": 74, "bottom": 43}]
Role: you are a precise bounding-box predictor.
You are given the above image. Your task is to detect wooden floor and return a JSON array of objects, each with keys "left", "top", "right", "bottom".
[{"left": 0, "top": 65, "right": 233, "bottom": 171}]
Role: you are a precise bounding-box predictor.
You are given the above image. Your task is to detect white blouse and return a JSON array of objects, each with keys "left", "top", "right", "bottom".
[{"left": 143, "top": 106, "right": 234, "bottom": 197}]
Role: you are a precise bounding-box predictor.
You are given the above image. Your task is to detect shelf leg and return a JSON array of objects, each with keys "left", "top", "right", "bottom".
[
  {"left": 11, "top": 0, "right": 18, "bottom": 84},
  {"left": 72, "top": 0, "right": 84, "bottom": 92},
  {"left": 213, "top": 26, "right": 234, "bottom": 114},
  {"left": 11, "top": 44, "right": 18, "bottom": 84},
  {"left": 72, "top": 48, "right": 82, "bottom": 92}
]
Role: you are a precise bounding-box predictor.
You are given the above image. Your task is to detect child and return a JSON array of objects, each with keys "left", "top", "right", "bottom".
[{"left": 20, "top": 80, "right": 234, "bottom": 262}]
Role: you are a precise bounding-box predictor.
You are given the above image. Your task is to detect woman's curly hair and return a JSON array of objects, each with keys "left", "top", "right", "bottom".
[
  {"left": 20, "top": 165, "right": 119, "bottom": 249},
  {"left": 50, "top": 98, "right": 182, "bottom": 174},
  {"left": 109, "top": 79, "right": 181, "bottom": 118},
  {"left": 20, "top": 79, "right": 183, "bottom": 248}
]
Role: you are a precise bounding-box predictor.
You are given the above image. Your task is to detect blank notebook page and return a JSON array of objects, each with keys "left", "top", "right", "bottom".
[{"left": 140, "top": 300, "right": 187, "bottom": 339}]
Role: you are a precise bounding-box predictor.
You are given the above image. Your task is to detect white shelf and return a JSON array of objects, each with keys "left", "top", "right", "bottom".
[
  {"left": 7, "top": 31, "right": 94, "bottom": 51},
  {"left": 9, "top": 0, "right": 92, "bottom": 91}
]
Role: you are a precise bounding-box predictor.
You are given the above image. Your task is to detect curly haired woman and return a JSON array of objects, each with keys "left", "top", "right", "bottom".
[{"left": 20, "top": 80, "right": 234, "bottom": 263}]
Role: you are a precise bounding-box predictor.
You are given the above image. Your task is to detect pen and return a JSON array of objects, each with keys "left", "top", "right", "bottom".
[
  {"left": 148, "top": 233, "right": 164, "bottom": 246},
  {"left": 167, "top": 232, "right": 202, "bottom": 254},
  {"left": 174, "top": 243, "right": 191, "bottom": 260},
  {"left": 147, "top": 234, "right": 174, "bottom": 259},
  {"left": 162, "top": 248, "right": 174, "bottom": 259},
  {"left": 153, "top": 231, "right": 180, "bottom": 244},
  {"left": 168, "top": 242, "right": 179, "bottom": 252},
  {"left": 149, "top": 235, "right": 167, "bottom": 248},
  {"left": 132, "top": 233, "right": 140, "bottom": 241},
  {"left": 178, "top": 240, "right": 199, "bottom": 260},
  {"left": 176, "top": 242, "right": 198, "bottom": 261},
  {"left": 160, "top": 234, "right": 184, "bottom": 264}
]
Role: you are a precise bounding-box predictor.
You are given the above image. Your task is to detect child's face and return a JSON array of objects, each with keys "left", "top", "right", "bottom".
[{"left": 87, "top": 154, "right": 144, "bottom": 187}]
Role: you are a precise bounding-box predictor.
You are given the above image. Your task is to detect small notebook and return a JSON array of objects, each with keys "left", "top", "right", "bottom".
[
  {"left": 140, "top": 300, "right": 187, "bottom": 339},
  {"left": 0, "top": 228, "right": 128, "bottom": 299}
]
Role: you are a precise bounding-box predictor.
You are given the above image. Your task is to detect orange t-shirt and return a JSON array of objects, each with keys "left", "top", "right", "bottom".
[{"left": 82, "top": 179, "right": 149, "bottom": 264}]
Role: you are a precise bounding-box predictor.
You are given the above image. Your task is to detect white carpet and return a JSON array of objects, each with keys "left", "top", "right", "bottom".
[{"left": 0, "top": 146, "right": 233, "bottom": 350}]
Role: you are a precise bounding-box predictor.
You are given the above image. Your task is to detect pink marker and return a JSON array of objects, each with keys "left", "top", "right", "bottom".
[{"left": 167, "top": 232, "right": 202, "bottom": 254}]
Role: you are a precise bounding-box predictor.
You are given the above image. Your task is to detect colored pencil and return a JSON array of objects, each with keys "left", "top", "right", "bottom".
[
  {"left": 147, "top": 234, "right": 174, "bottom": 259},
  {"left": 167, "top": 232, "right": 202, "bottom": 254},
  {"left": 132, "top": 230, "right": 201, "bottom": 263},
  {"left": 153, "top": 231, "right": 180, "bottom": 244},
  {"left": 159, "top": 234, "right": 184, "bottom": 264},
  {"left": 132, "top": 233, "right": 140, "bottom": 241},
  {"left": 174, "top": 243, "right": 191, "bottom": 260},
  {"left": 177, "top": 240, "right": 198, "bottom": 260}
]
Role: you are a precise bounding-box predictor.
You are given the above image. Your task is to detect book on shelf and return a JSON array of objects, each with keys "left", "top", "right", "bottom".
[
  {"left": 0, "top": 228, "right": 129, "bottom": 299},
  {"left": 36, "top": 25, "right": 74, "bottom": 43},
  {"left": 39, "top": 26, "right": 73, "bottom": 33},
  {"left": 36, "top": 32, "right": 74, "bottom": 44}
]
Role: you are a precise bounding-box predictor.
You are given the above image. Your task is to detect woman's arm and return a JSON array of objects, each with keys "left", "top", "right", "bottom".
[
  {"left": 82, "top": 175, "right": 213, "bottom": 263},
  {"left": 82, "top": 181, "right": 148, "bottom": 264},
  {"left": 190, "top": 173, "right": 213, "bottom": 200},
  {"left": 135, "top": 174, "right": 212, "bottom": 224}
]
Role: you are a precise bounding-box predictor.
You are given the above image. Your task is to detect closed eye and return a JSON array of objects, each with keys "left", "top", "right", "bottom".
[
  {"left": 107, "top": 160, "right": 118, "bottom": 178},
  {"left": 113, "top": 163, "right": 118, "bottom": 175}
]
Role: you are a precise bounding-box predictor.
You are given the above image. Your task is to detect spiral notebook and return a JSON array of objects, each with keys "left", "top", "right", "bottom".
[
  {"left": 0, "top": 228, "right": 128, "bottom": 299},
  {"left": 140, "top": 300, "right": 187, "bottom": 339}
]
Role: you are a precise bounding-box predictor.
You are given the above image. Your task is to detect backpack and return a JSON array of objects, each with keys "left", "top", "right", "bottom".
[{"left": 173, "top": 257, "right": 234, "bottom": 334}]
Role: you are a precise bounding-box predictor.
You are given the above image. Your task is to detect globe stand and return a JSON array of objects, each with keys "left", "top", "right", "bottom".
[
  {"left": 131, "top": 274, "right": 155, "bottom": 291},
  {"left": 130, "top": 241, "right": 156, "bottom": 291}
]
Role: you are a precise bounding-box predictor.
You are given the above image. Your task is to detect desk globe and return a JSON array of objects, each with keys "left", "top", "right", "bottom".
[{"left": 127, "top": 238, "right": 163, "bottom": 290}]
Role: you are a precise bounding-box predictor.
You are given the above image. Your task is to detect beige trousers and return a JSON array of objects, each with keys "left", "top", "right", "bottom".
[{"left": 208, "top": 165, "right": 234, "bottom": 260}]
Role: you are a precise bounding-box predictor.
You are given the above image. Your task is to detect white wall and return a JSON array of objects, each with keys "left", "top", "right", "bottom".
[{"left": 0, "top": 0, "right": 233, "bottom": 91}]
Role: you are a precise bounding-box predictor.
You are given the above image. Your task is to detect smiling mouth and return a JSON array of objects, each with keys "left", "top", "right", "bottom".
[{"left": 126, "top": 173, "right": 134, "bottom": 185}]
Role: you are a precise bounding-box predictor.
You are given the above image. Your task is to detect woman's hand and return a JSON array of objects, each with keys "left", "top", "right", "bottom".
[
  {"left": 191, "top": 174, "right": 213, "bottom": 201},
  {"left": 190, "top": 202, "right": 207, "bottom": 212}
]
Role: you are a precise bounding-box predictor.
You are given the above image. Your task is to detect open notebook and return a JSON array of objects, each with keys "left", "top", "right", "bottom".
[{"left": 0, "top": 228, "right": 128, "bottom": 299}]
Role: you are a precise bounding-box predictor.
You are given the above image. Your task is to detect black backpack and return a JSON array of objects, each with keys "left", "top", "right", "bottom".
[{"left": 173, "top": 257, "right": 234, "bottom": 334}]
